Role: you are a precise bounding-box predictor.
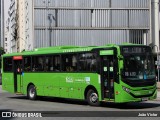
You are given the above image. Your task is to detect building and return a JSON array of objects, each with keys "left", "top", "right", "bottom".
[
  {"left": 16, "top": 0, "right": 25, "bottom": 52},
  {"left": 5, "top": 0, "right": 17, "bottom": 53},
  {"left": 5, "top": 0, "right": 33, "bottom": 52},
  {"left": 0, "top": 1, "right": 2, "bottom": 46},
  {"left": 33, "top": 0, "right": 153, "bottom": 48},
  {"left": 10, "top": 0, "right": 17, "bottom": 52},
  {"left": 0, "top": 0, "right": 4, "bottom": 48},
  {"left": 4, "top": 17, "right": 11, "bottom": 53},
  {"left": 5, "top": 0, "right": 160, "bottom": 53},
  {"left": 24, "top": 0, "right": 33, "bottom": 51},
  {"left": 159, "top": 2, "right": 160, "bottom": 49}
]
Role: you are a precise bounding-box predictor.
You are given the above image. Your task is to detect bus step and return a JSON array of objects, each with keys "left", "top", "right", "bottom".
[
  {"left": 15, "top": 92, "right": 23, "bottom": 95},
  {"left": 102, "top": 99, "right": 114, "bottom": 102}
]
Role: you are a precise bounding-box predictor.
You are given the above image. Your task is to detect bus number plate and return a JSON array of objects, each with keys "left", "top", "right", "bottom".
[{"left": 142, "top": 97, "right": 148, "bottom": 101}]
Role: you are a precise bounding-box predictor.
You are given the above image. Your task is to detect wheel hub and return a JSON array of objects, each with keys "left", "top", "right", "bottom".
[
  {"left": 29, "top": 88, "right": 35, "bottom": 98},
  {"left": 90, "top": 93, "right": 98, "bottom": 103}
]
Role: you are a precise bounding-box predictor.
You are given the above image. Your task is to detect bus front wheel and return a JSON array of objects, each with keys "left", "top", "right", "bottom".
[
  {"left": 87, "top": 89, "right": 100, "bottom": 106},
  {"left": 27, "top": 85, "right": 37, "bottom": 100}
]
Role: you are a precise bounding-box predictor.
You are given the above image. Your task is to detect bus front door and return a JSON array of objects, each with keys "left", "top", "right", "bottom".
[
  {"left": 101, "top": 55, "right": 115, "bottom": 100},
  {"left": 13, "top": 58, "right": 23, "bottom": 93}
]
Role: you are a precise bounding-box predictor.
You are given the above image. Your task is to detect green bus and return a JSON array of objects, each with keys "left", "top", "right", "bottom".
[{"left": 2, "top": 43, "right": 157, "bottom": 106}]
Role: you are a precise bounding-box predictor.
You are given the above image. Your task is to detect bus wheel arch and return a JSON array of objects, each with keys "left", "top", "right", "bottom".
[
  {"left": 84, "top": 85, "right": 100, "bottom": 106},
  {"left": 27, "top": 83, "right": 37, "bottom": 100}
]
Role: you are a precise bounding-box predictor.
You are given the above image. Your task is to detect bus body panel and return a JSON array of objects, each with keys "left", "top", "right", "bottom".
[
  {"left": 21, "top": 73, "right": 101, "bottom": 100},
  {"left": 2, "top": 73, "right": 14, "bottom": 93}
]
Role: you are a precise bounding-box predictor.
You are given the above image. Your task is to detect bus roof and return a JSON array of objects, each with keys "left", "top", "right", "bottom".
[{"left": 2, "top": 43, "right": 147, "bottom": 57}]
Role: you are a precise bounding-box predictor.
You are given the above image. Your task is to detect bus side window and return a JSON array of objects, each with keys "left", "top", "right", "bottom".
[
  {"left": 78, "top": 53, "right": 97, "bottom": 72},
  {"left": 32, "top": 56, "right": 44, "bottom": 72},
  {"left": 54, "top": 56, "right": 61, "bottom": 71},
  {"left": 90, "top": 55, "right": 97, "bottom": 71},
  {"left": 46, "top": 55, "right": 61, "bottom": 72},
  {"left": 44, "top": 56, "right": 50, "bottom": 71},
  {"left": 24, "top": 57, "right": 31, "bottom": 72},
  {"left": 4, "top": 58, "right": 13, "bottom": 72},
  {"left": 62, "top": 54, "right": 77, "bottom": 72}
]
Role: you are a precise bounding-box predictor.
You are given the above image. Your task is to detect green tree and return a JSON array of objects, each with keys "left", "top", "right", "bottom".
[
  {"left": 0, "top": 47, "right": 5, "bottom": 55},
  {"left": 0, "top": 47, "right": 5, "bottom": 69}
]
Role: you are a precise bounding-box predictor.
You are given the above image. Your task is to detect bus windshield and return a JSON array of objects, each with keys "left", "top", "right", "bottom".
[
  {"left": 123, "top": 54, "right": 155, "bottom": 80},
  {"left": 121, "top": 46, "right": 156, "bottom": 81}
]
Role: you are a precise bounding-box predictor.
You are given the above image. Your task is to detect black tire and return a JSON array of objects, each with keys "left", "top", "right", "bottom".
[
  {"left": 27, "top": 85, "right": 37, "bottom": 100},
  {"left": 86, "top": 89, "right": 100, "bottom": 106}
]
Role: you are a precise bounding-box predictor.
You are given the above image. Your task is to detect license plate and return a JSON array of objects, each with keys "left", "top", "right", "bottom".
[{"left": 142, "top": 97, "right": 148, "bottom": 101}]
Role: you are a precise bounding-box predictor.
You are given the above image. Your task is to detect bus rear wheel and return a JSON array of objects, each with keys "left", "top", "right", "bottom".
[
  {"left": 86, "top": 89, "right": 100, "bottom": 106},
  {"left": 27, "top": 85, "right": 37, "bottom": 100}
]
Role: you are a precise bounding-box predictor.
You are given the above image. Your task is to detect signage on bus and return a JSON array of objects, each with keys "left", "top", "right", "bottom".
[
  {"left": 13, "top": 56, "right": 23, "bottom": 60},
  {"left": 100, "top": 50, "right": 113, "bottom": 55},
  {"left": 122, "top": 47, "right": 148, "bottom": 54}
]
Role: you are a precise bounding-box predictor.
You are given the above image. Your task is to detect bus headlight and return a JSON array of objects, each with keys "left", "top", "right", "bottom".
[{"left": 122, "top": 86, "right": 130, "bottom": 93}]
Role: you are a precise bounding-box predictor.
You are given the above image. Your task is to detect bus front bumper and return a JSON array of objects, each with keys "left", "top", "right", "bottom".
[{"left": 114, "top": 88, "right": 157, "bottom": 103}]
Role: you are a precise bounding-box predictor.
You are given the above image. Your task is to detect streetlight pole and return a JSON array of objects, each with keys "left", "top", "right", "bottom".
[
  {"left": 48, "top": 14, "right": 56, "bottom": 47},
  {"left": 48, "top": 14, "right": 53, "bottom": 47},
  {"left": 152, "top": 45, "right": 159, "bottom": 82}
]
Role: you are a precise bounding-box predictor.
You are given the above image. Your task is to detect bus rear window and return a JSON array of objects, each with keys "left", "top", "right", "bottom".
[{"left": 4, "top": 58, "right": 13, "bottom": 72}]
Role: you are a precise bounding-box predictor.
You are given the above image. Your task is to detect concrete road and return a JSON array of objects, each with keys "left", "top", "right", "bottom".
[{"left": 0, "top": 85, "right": 160, "bottom": 119}]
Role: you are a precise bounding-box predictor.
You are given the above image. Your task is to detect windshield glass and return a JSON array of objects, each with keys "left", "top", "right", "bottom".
[
  {"left": 121, "top": 47, "right": 155, "bottom": 81},
  {"left": 123, "top": 54, "right": 155, "bottom": 80}
]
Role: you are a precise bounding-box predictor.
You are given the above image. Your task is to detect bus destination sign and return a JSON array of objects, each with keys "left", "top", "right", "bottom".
[{"left": 122, "top": 47, "right": 148, "bottom": 54}]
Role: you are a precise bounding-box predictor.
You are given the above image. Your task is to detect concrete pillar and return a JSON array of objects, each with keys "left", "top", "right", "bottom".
[{"left": 151, "top": 0, "right": 159, "bottom": 52}]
